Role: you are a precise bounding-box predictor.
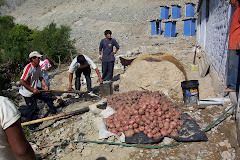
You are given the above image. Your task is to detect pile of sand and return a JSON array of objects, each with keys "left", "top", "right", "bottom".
[{"left": 119, "top": 53, "right": 186, "bottom": 100}]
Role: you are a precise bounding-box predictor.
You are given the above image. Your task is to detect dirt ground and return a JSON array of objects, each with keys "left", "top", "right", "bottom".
[
  {"left": 10, "top": 36, "right": 235, "bottom": 160},
  {"left": 2, "top": 0, "right": 238, "bottom": 159}
]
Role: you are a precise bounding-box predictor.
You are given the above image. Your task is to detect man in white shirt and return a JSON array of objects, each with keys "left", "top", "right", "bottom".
[
  {"left": 37, "top": 52, "right": 52, "bottom": 88},
  {"left": 19, "top": 51, "right": 56, "bottom": 130},
  {"left": 0, "top": 96, "right": 36, "bottom": 160},
  {"left": 68, "top": 54, "right": 102, "bottom": 92}
]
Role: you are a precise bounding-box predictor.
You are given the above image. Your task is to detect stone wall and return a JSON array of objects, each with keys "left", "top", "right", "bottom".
[{"left": 197, "top": 0, "right": 232, "bottom": 87}]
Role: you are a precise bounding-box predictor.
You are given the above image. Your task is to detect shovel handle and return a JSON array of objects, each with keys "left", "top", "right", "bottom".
[{"left": 39, "top": 90, "right": 82, "bottom": 94}]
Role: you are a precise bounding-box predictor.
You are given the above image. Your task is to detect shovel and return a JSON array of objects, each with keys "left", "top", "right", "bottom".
[{"left": 40, "top": 89, "right": 82, "bottom": 94}]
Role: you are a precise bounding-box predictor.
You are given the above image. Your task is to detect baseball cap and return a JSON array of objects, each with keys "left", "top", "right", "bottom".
[{"left": 29, "top": 51, "right": 42, "bottom": 58}]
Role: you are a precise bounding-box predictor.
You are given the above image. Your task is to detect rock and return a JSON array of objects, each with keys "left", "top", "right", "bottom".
[
  {"left": 75, "top": 116, "right": 83, "bottom": 122},
  {"left": 162, "top": 137, "right": 174, "bottom": 145},
  {"left": 45, "top": 128, "right": 50, "bottom": 134},
  {"left": 221, "top": 151, "right": 232, "bottom": 160},
  {"left": 92, "top": 117, "right": 103, "bottom": 130},
  {"left": 16, "top": 81, "right": 21, "bottom": 86},
  {"left": 82, "top": 149, "right": 92, "bottom": 156},
  {"left": 224, "top": 140, "right": 232, "bottom": 149},
  {"left": 11, "top": 86, "right": 18, "bottom": 89},
  {"left": 30, "top": 143, "right": 39, "bottom": 152},
  {"left": 108, "top": 136, "right": 115, "bottom": 142}
]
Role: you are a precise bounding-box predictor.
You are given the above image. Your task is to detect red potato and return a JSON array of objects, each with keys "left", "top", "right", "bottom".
[
  {"left": 117, "top": 132, "right": 122, "bottom": 136},
  {"left": 125, "top": 129, "right": 134, "bottom": 137},
  {"left": 150, "top": 122, "right": 156, "bottom": 129},
  {"left": 147, "top": 133, "right": 153, "bottom": 138},
  {"left": 179, "top": 120, "right": 184, "bottom": 126},
  {"left": 133, "top": 109, "right": 138, "bottom": 115},
  {"left": 152, "top": 128, "right": 157, "bottom": 135},
  {"left": 154, "top": 133, "right": 162, "bottom": 139},
  {"left": 128, "top": 124, "right": 133, "bottom": 129},
  {"left": 115, "top": 123, "right": 121, "bottom": 128},
  {"left": 119, "top": 127, "right": 124, "bottom": 132},
  {"left": 139, "top": 126, "right": 145, "bottom": 132},
  {"left": 134, "top": 128, "right": 140, "bottom": 134},
  {"left": 147, "top": 128, "right": 152, "bottom": 133},
  {"left": 106, "top": 90, "right": 183, "bottom": 138},
  {"left": 150, "top": 112, "right": 155, "bottom": 116},
  {"left": 170, "top": 121, "right": 177, "bottom": 128},
  {"left": 133, "top": 123, "right": 138, "bottom": 128},
  {"left": 165, "top": 114, "right": 170, "bottom": 119},
  {"left": 139, "top": 121, "right": 145, "bottom": 126},
  {"left": 112, "top": 128, "right": 118, "bottom": 134},
  {"left": 170, "top": 131, "right": 178, "bottom": 137},
  {"left": 159, "top": 123, "right": 164, "bottom": 128},
  {"left": 122, "top": 120, "right": 129, "bottom": 126},
  {"left": 129, "top": 119, "right": 135, "bottom": 125},
  {"left": 165, "top": 119, "right": 170, "bottom": 122},
  {"left": 108, "top": 116, "right": 114, "bottom": 120},
  {"left": 141, "top": 104, "right": 147, "bottom": 109},
  {"left": 139, "top": 108, "right": 145, "bottom": 115},
  {"left": 161, "top": 129, "right": 168, "bottom": 136},
  {"left": 161, "top": 115, "right": 166, "bottom": 119},
  {"left": 149, "top": 116, "right": 154, "bottom": 121},
  {"left": 163, "top": 122, "right": 170, "bottom": 130},
  {"left": 123, "top": 125, "right": 129, "bottom": 131},
  {"left": 134, "top": 115, "right": 140, "bottom": 119},
  {"left": 109, "top": 123, "right": 115, "bottom": 128},
  {"left": 146, "top": 119, "right": 151, "bottom": 125},
  {"left": 167, "top": 128, "right": 173, "bottom": 134},
  {"left": 156, "top": 111, "right": 162, "bottom": 117},
  {"left": 135, "top": 118, "right": 141, "bottom": 124}
]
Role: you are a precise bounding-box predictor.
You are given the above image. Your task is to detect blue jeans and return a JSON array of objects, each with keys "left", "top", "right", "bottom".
[
  {"left": 24, "top": 92, "right": 56, "bottom": 129},
  {"left": 102, "top": 61, "right": 114, "bottom": 81},
  {"left": 226, "top": 50, "right": 240, "bottom": 92}
]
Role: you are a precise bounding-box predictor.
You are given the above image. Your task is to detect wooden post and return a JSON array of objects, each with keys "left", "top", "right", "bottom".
[
  {"left": 57, "top": 55, "right": 61, "bottom": 71},
  {"left": 21, "top": 107, "right": 90, "bottom": 126}
]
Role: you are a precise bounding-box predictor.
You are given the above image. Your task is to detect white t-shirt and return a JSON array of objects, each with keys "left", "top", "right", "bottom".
[
  {"left": 19, "top": 62, "right": 43, "bottom": 97},
  {"left": 39, "top": 58, "right": 51, "bottom": 76},
  {"left": 0, "top": 96, "right": 21, "bottom": 160},
  {"left": 68, "top": 54, "right": 97, "bottom": 73}
]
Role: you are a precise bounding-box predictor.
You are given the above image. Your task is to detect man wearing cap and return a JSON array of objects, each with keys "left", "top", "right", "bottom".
[
  {"left": 37, "top": 52, "right": 52, "bottom": 89},
  {"left": 19, "top": 51, "right": 56, "bottom": 130},
  {"left": 68, "top": 54, "right": 102, "bottom": 93},
  {"left": 99, "top": 30, "right": 120, "bottom": 81}
]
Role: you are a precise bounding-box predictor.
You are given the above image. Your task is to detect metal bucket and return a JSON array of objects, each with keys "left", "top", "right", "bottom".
[
  {"left": 100, "top": 81, "right": 113, "bottom": 97},
  {"left": 181, "top": 80, "right": 199, "bottom": 105}
]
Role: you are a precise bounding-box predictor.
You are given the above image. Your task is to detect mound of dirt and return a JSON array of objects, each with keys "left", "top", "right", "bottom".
[{"left": 119, "top": 53, "right": 186, "bottom": 100}]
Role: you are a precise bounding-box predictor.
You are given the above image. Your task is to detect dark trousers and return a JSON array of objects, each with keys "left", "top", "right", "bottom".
[
  {"left": 24, "top": 92, "right": 56, "bottom": 129},
  {"left": 227, "top": 50, "right": 240, "bottom": 92},
  {"left": 75, "top": 65, "right": 92, "bottom": 92},
  {"left": 102, "top": 61, "right": 114, "bottom": 81}
]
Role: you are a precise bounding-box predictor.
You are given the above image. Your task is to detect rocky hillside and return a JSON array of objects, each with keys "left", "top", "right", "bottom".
[{"left": 2, "top": 0, "right": 198, "bottom": 57}]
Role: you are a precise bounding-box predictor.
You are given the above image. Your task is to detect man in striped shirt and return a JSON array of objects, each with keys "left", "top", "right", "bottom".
[{"left": 19, "top": 51, "right": 56, "bottom": 130}]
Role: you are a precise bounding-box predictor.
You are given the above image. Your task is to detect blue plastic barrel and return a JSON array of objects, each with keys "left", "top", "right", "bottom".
[
  {"left": 150, "top": 20, "right": 161, "bottom": 35},
  {"left": 183, "top": 18, "right": 196, "bottom": 36},
  {"left": 164, "top": 21, "right": 176, "bottom": 37},
  {"left": 171, "top": 5, "right": 181, "bottom": 19},
  {"left": 185, "top": 3, "right": 195, "bottom": 17},
  {"left": 160, "top": 6, "right": 169, "bottom": 20}
]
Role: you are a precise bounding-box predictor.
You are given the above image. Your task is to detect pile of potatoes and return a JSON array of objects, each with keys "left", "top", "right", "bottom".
[{"left": 105, "top": 90, "right": 183, "bottom": 139}]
